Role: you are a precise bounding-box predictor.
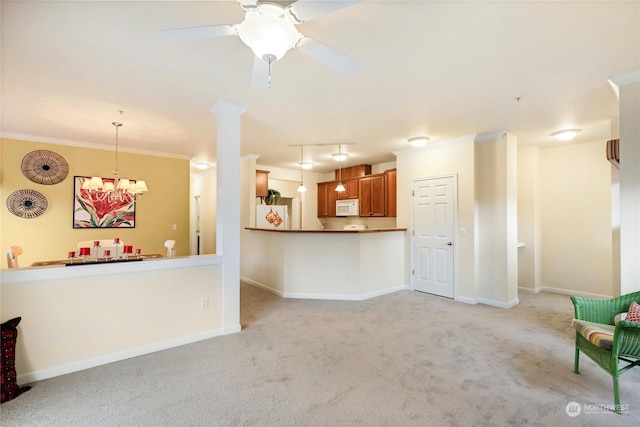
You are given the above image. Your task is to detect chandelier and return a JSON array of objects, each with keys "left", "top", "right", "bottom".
[{"left": 83, "top": 121, "right": 148, "bottom": 203}]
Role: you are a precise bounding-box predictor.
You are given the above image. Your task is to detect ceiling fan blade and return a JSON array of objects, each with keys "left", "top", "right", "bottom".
[
  {"left": 155, "top": 24, "right": 237, "bottom": 44},
  {"left": 295, "top": 36, "right": 359, "bottom": 75},
  {"left": 236, "top": 0, "right": 259, "bottom": 11},
  {"left": 285, "top": 0, "right": 361, "bottom": 24},
  {"left": 251, "top": 56, "right": 269, "bottom": 88}
]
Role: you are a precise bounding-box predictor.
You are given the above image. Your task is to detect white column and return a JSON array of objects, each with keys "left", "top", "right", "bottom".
[
  {"left": 610, "top": 70, "right": 640, "bottom": 295},
  {"left": 210, "top": 101, "right": 247, "bottom": 334},
  {"left": 474, "top": 131, "right": 519, "bottom": 308}
]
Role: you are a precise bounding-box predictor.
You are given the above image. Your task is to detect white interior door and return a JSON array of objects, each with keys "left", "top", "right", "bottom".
[{"left": 412, "top": 175, "right": 456, "bottom": 298}]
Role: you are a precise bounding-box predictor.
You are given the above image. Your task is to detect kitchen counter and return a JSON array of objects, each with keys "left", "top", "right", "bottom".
[
  {"left": 241, "top": 228, "right": 407, "bottom": 300},
  {"left": 245, "top": 227, "right": 406, "bottom": 233}
]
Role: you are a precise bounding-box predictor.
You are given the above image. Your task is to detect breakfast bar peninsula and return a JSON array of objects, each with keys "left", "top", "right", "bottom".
[{"left": 242, "top": 228, "right": 407, "bottom": 300}]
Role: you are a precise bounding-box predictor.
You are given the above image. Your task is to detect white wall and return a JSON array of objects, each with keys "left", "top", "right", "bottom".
[
  {"left": 241, "top": 230, "right": 405, "bottom": 300},
  {"left": 539, "top": 140, "right": 613, "bottom": 297},
  {"left": 474, "top": 132, "right": 518, "bottom": 306},
  {"left": 396, "top": 135, "right": 477, "bottom": 302},
  {"left": 1, "top": 257, "right": 225, "bottom": 383},
  {"left": 517, "top": 146, "right": 542, "bottom": 291},
  {"left": 617, "top": 79, "right": 640, "bottom": 295}
]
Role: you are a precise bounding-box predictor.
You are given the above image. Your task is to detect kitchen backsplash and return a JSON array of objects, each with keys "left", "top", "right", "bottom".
[{"left": 319, "top": 216, "right": 397, "bottom": 230}]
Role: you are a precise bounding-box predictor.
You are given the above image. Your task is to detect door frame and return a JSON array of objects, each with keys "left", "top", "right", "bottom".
[{"left": 410, "top": 173, "right": 459, "bottom": 298}]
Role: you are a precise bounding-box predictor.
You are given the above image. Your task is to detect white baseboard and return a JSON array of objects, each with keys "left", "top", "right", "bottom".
[
  {"left": 476, "top": 297, "right": 520, "bottom": 309},
  {"left": 241, "top": 277, "right": 284, "bottom": 297},
  {"left": 537, "top": 286, "right": 612, "bottom": 299},
  {"left": 455, "top": 296, "right": 477, "bottom": 305},
  {"left": 242, "top": 277, "right": 408, "bottom": 301},
  {"left": 518, "top": 286, "right": 543, "bottom": 294},
  {"left": 363, "top": 285, "right": 410, "bottom": 300},
  {"left": 284, "top": 285, "right": 409, "bottom": 301},
  {"left": 222, "top": 324, "right": 242, "bottom": 335},
  {"left": 18, "top": 329, "right": 222, "bottom": 384}
]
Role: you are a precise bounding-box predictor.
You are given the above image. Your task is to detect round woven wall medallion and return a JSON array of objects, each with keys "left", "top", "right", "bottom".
[
  {"left": 21, "top": 150, "right": 69, "bottom": 184},
  {"left": 6, "top": 189, "right": 48, "bottom": 219}
]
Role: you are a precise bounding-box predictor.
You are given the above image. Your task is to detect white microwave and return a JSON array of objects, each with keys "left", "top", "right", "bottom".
[{"left": 336, "top": 199, "right": 359, "bottom": 216}]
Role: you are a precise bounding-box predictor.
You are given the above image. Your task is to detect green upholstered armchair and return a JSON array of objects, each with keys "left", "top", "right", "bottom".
[{"left": 571, "top": 291, "right": 640, "bottom": 414}]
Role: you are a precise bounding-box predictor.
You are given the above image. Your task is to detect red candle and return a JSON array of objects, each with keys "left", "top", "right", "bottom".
[
  {"left": 79, "top": 247, "right": 91, "bottom": 256},
  {"left": 113, "top": 237, "right": 120, "bottom": 244},
  {"left": 68, "top": 251, "right": 76, "bottom": 258},
  {"left": 123, "top": 245, "right": 133, "bottom": 254},
  {"left": 104, "top": 249, "right": 111, "bottom": 256},
  {"left": 136, "top": 248, "right": 141, "bottom": 255},
  {"left": 93, "top": 240, "right": 100, "bottom": 247}
]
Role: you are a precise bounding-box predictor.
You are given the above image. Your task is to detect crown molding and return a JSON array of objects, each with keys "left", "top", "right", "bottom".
[{"left": 0, "top": 132, "right": 191, "bottom": 160}]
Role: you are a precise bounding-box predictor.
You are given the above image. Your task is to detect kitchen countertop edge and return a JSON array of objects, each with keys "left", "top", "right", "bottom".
[{"left": 245, "top": 227, "right": 407, "bottom": 233}]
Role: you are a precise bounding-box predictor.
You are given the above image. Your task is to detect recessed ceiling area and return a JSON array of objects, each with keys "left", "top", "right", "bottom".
[{"left": 1, "top": 1, "right": 638, "bottom": 172}]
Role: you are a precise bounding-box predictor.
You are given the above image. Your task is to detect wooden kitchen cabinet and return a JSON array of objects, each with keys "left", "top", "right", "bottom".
[
  {"left": 256, "top": 170, "right": 269, "bottom": 198},
  {"left": 359, "top": 174, "right": 386, "bottom": 217},
  {"left": 317, "top": 182, "right": 337, "bottom": 217},
  {"left": 335, "top": 164, "right": 371, "bottom": 181},
  {"left": 385, "top": 169, "right": 397, "bottom": 217},
  {"left": 337, "top": 179, "right": 359, "bottom": 200}
]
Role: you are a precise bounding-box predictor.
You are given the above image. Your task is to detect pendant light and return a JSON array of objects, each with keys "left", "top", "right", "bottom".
[
  {"left": 335, "top": 144, "right": 345, "bottom": 192},
  {"left": 297, "top": 146, "right": 307, "bottom": 192}
]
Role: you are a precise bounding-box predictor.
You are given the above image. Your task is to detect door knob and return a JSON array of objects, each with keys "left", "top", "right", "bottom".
[{"left": 447, "top": 242, "right": 453, "bottom": 246}]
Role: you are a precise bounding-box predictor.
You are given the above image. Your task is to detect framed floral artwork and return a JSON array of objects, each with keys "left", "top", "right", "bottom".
[{"left": 73, "top": 176, "right": 136, "bottom": 228}]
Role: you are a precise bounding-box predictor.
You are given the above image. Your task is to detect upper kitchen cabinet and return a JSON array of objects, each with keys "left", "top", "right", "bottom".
[
  {"left": 359, "top": 174, "right": 386, "bottom": 217},
  {"left": 335, "top": 164, "right": 371, "bottom": 181},
  {"left": 317, "top": 181, "right": 337, "bottom": 217},
  {"left": 256, "top": 170, "right": 269, "bottom": 198},
  {"left": 317, "top": 165, "right": 395, "bottom": 218},
  {"left": 386, "top": 169, "right": 397, "bottom": 218},
  {"left": 337, "top": 179, "right": 359, "bottom": 200}
]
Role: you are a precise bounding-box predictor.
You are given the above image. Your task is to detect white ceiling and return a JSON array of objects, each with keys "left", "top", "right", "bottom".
[{"left": 2, "top": 1, "right": 639, "bottom": 173}]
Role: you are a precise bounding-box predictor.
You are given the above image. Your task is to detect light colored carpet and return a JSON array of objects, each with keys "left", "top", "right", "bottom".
[{"left": 2, "top": 283, "right": 639, "bottom": 426}]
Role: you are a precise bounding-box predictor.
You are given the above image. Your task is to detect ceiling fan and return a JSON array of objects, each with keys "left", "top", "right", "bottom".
[{"left": 155, "top": 0, "right": 361, "bottom": 88}]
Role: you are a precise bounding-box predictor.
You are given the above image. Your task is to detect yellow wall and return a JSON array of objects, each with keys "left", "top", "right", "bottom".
[{"left": 1, "top": 138, "right": 190, "bottom": 266}]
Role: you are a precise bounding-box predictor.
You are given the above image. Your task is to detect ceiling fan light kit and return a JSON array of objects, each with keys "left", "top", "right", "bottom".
[
  {"left": 237, "top": 4, "right": 301, "bottom": 62},
  {"left": 155, "top": 0, "right": 361, "bottom": 88}
]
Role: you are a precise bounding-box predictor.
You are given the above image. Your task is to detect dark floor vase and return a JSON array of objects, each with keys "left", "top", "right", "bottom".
[{"left": 1, "top": 317, "right": 31, "bottom": 403}]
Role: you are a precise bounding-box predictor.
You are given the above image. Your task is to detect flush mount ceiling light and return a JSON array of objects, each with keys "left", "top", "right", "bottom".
[
  {"left": 551, "top": 129, "right": 581, "bottom": 141},
  {"left": 299, "top": 162, "right": 313, "bottom": 170},
  {"left": 332, "top": 152, "right": 349, "bottom": 162},
  {"left": 194, "top": 162, "right": 210, "bottom": 170},
  {"left": 408, "top": 136, "right": 430, "bottom": 147}
]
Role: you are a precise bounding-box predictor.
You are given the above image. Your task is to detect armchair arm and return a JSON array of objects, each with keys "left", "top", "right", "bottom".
[
  {"left": 571, "top": 291, "right": 640, "bottom": 325},
  {"left": 614, "top": 320, "right": 640, "bottom": 359}
]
